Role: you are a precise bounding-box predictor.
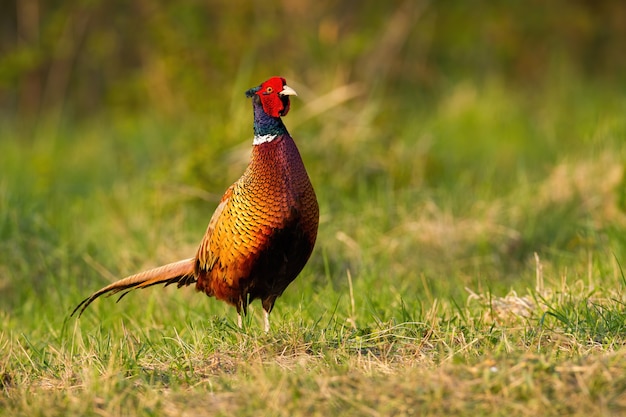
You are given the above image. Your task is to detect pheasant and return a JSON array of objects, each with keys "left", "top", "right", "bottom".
[{"left": 71, "top": 77, "right": 319, "bottom": 332}]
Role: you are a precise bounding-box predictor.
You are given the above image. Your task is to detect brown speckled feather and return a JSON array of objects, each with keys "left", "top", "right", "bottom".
[{"left": 195, "top": 134, "right": 319, "bottom": 314}]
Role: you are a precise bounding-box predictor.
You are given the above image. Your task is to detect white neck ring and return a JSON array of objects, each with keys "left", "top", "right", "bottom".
[{"left": 253, "top": 134, "right": 278, "bottom": 145}]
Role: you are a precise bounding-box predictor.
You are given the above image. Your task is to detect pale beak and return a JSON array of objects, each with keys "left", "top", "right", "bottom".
[{"left": 279, "top": 85, "right": 298, "bottom": 96}]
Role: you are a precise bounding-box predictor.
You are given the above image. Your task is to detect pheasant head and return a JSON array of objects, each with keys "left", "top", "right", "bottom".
[
  {"left": 246, "top": 77, "right": 297, "bottom": 118},
  {"left": 246, "top": 77, "right": 298, "bottom": 144}
]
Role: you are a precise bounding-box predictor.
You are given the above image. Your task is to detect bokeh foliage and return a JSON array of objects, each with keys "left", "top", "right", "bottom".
[{"left": 1, "top": 0, "right": 625, "bottom": 120}]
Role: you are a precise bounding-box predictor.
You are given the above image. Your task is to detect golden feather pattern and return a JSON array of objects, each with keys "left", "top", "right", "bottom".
[{"left": 195, "top": 135, "right": 319, "bottom": 314}]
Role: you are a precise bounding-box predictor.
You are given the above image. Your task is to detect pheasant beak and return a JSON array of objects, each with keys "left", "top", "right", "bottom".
[{"left": 279, "top": 85, "right": 298, "bottom": 97}]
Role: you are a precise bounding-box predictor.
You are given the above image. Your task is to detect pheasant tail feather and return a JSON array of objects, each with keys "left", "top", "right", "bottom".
[{"left": 71, "top": 258, "right": 196, "bottom": 317}]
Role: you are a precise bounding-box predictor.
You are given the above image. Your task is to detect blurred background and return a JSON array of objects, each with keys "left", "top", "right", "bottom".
[
  {"left": 2, "top": 0, "right": 625, "bottom": 121},
  {"left": 1, "top": 0, "right": 626, "bottom": 316}
]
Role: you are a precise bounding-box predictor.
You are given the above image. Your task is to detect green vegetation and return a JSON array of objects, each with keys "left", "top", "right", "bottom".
[{"left": 2, "top": 1, "right": 626, "bottom": 416}]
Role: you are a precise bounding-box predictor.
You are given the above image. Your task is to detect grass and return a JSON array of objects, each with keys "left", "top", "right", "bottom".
[{"left": 1, "top": 75, "right": 626, "bottom": 416}]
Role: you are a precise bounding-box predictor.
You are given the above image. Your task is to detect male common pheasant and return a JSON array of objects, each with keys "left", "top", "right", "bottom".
[{"left": 71, "top": 77, "right": 319, "bottom": 332}]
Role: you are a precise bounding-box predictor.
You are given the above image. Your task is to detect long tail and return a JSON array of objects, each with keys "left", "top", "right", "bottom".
[{"left": 71, "top": 258, "right": 196, "bottom": 317}]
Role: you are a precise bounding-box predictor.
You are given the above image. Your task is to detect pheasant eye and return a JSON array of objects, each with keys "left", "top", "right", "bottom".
[{"left": 266, "top": 86, "right": 273, "bottom": 93}]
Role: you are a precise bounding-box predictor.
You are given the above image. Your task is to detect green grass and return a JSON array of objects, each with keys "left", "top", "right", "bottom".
[{"left": 2, "top": 77, "right": 626, "bottom": 416}]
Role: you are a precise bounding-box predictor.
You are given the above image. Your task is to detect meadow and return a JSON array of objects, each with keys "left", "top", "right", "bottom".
[
  {"left": 2, "top": 2, "right": 626, "bottom": 416},
  {"left": 2, "top": 71, "right": 626, "bottom": 416}
]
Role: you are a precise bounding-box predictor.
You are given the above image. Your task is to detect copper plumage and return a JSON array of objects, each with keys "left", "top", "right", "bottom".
[{"left": 71, "top": 77, "right": 319, "bottom": 331}]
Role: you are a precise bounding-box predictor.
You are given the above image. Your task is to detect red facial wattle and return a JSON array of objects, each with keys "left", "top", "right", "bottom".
[{"left": 257, "top": 77, "right": 296, "bottom": 118}]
